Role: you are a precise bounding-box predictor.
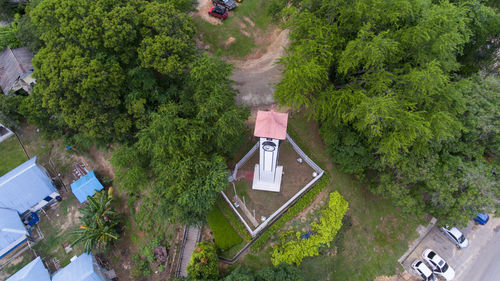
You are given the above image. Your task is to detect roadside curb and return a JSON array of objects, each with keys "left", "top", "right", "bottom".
[{"left": 398, "top": 217, "right": 437, "bottom": 266}]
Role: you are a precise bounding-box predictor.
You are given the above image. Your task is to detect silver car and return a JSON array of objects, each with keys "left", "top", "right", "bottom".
[{"left": 440, "top": 227, "right": 469, "bottom": 248}]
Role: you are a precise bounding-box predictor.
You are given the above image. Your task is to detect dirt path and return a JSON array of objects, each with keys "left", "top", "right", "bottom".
[
  {"left": 231, "top": 29, "right": 289, "bottom": 106},
  {"left": 193, "top": 0, "right": 289, "bottom": 107}
]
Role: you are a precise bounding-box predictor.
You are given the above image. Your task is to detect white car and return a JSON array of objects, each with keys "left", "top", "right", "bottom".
[
  {"left": 440, "top": 226, "right": 469, "bottom": 248},
  {"left": 422, "top": 249, "right": 455, "bottom": 281},
  {"left": 412, "top": 260, "right": 437, "bottom": 281}
]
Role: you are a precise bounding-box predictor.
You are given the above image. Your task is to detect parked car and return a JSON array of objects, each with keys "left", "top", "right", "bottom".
[
  {"left": 440, "top": 226, "right": 469, "bottom": 248},
  {"left": 422, "top": 249, "right": 455, "bottom": 281},
  {"left": 412, "top": 260, "right": 437, "bottom": 281},
  {"left": 212, "top": 0, "right": 237, "bottom": 10},
  {"left": 208, "top": 6, "right": 228, "bottom": 20},
  {"left": 474, "top": 213, "right": 489, "bottom": 225}
]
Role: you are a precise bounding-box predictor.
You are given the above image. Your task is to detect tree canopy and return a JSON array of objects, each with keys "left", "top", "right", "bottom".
[
  {"left": 273, "top": 0, "right": 500, "bottom": 226},
  {"left": 112, "top": 55, "right": 248, "bottom": 225},
  {"left": 24, "top": 0, "right": 195, "bottom": 143}
]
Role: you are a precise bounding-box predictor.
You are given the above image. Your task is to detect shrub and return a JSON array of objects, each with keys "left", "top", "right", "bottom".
[
  {"left": 207, "top": 205, "right": 243, "bottom": 250},
  {"left": 252, "top": 172, "right": 330, "bottom": 251},
  {"left": 271, "top": 191, "right": 349, "bottom": 265},
  {"left": 187, "top": 242, "right": 219, "bottom": 280}
]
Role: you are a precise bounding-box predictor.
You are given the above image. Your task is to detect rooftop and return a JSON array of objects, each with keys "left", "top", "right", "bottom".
[
  {"left": 70, "top": 171, "right": 104, "bottom": 203},
  {"left": 253, "top": 110, "right": 288, "bottom": 140},
  {"left": 6, "top": 257, "right": 51, "bottom": 281}
]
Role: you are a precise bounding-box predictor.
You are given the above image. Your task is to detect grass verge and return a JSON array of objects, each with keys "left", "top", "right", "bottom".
[
  {"left": 207, "top": 205, "right": 243, "bottom": 251},
  {"left": 0, "top": 136, "right": 27, "bottom": 176}
]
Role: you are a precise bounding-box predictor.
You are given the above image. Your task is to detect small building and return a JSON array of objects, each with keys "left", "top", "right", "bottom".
[
  {"left": 51, "top": 253, "right": 110, "bottom": 281},
  {"left": 0, "top": 157, "right": 60, "bottom": 217},
  {"left": 0, "top": 208, "right": 29, "bottom": 264},
  {"left": 0, "top": 46, "right": 35, "bottom": 95},
  {"left": 252, "top": 110, "right": 289, "bottom": 192},
  {"left": 6, "top": 256, "right": 51, "bottom": 281},
  {"left": 71, "top": 170, "right": 104, "bottom": 203}
]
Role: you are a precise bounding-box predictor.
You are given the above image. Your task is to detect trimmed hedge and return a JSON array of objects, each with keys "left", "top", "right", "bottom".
[
  {"left": 251, "top": 171, "right": 330, "bottom": 251},
  {"left": 216, "top": 196, "right": 252, "bottom": 241},
  {"left": 207, "top": 205, "right": 243, "bottom": 250}
]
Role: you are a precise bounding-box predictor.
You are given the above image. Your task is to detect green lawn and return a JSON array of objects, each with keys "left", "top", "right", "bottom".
[
  {"left": 0, "top": 137, "right": 27, "bottom": 176},
  {"left": 207, "top": 204, "right": 243, "bottom": 251},
  {"left": 194, "top": 0, "right": 273, "bottom": 58},
  {"left": 233, "top": 113, "right": 424, "bottom": 280}
]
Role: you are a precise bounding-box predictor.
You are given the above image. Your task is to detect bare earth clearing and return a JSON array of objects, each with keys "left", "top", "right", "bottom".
[{"left": 195, "top": 0, "right": 289, "bottom": 107}]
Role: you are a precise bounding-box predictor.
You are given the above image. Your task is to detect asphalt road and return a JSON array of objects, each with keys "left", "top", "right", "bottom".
[{"left": 458, "top": 226, "right": 500, "bottom": 281}]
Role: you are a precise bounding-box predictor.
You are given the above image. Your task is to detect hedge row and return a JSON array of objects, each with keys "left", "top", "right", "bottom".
[
  {"left": 216, "top": 196, "right": 252, "bottom": 242},
  {"left": 251, "top": 171, "right": 330, "bottom": 251}
]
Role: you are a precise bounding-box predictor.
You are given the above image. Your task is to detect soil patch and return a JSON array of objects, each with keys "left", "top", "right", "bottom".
[{"left": 193, "top": 0, "right": 224, "bottom": 25}]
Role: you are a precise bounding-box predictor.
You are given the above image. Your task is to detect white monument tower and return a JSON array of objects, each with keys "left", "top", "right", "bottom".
[{"left": 252, "top": 110, "right": 288, "bottom": 192}]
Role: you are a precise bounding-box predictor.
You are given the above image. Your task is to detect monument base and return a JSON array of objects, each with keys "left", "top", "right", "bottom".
[{"left": 252, "top": 164, "right": 283, "bottom": 192}]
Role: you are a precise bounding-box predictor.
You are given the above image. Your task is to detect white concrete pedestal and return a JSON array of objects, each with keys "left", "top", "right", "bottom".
[{"left": 252, "top": 164, "right": 283, "bottom": 192}]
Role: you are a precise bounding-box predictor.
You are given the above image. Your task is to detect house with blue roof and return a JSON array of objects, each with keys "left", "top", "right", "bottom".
[
  {"left": 6, "top": 256, "right": 51, "bottom": 281},
  {"left": 0, "top": 157, "right": 60, "bottom": 216},
  {"left": 0, "top": 208, "right": 29, "bottom": 264},
  {"left": 71, "top": 171, "right": 104, "bottom": 203},
  {"left": 6, "top": 253, "right": 111, "bottom": 281},
  {"left": 52, "top": 253, "right": 110, "bottom": 281}
]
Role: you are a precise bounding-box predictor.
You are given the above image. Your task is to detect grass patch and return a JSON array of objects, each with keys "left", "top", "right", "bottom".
[
  {"left": 207, "top": 205, "right": 243, "bottom": 251},
  {"left": 0, "top": 137, "right": 27, "bottom": 176},
  {"left": 216, "top": 196, "right": 252, "bottom": 241},
  {"left": 193, "top": 0, "right": 273, "bottom": 58}
]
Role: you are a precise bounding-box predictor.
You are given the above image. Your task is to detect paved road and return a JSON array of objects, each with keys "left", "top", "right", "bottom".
[{"left": 458, "top": 225, "right": 500, "bottom": 281}]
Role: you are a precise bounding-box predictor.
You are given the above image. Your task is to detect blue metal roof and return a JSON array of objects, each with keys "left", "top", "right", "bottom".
[
  {"left": 0, "top": 157, "right": 57, "bottom": 213},
  {"left": 52, "top": 253, "right": 104, "bottom": 281},
  {"left": 0, "top": 208, "right": 28, "bottom": 257},
  {"left": 70, "top": 171, "right": 104, "bottom": 203},
  {"left": 6, "top": 256, "right": 51, "bottom": 281}
]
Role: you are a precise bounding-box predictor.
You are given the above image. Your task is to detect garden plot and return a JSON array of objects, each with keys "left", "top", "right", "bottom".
[{"left": 223, "top": 138, "right": 321, "bottom": 235}]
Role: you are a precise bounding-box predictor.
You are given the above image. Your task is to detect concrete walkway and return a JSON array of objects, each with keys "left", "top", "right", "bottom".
[{"left": 179, "top": 226, "right": 201, "bottom": 277}]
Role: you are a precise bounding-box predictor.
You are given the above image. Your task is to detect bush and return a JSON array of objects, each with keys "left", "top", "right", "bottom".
[
  {"left": 252, "top": 172, "right": 330, "bottom": 251},
  {"left": 187, "top": 242, "right": 219, "bottom": 280},
  {"left": 207, "top": 205, "right": 243, "bottom": 251}
]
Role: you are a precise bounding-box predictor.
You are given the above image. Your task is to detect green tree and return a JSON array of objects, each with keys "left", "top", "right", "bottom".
[
  {"left": 71, "top": 189, "right": 120, "bottom": 253},
  {"left": 112, "top": 56, "right": 248, "bottom": 225},
  {"left": 273, "top": 0, "right": 500, "bottom": 226},
  {"left": 271, "top": 191, "right": 348, "bottom": 266},
  {"left": 187, "top": 242, "right": 219, "bottom": 280},
  {"left": 26, "top": 0, "right": 196, "bottom": 143}
]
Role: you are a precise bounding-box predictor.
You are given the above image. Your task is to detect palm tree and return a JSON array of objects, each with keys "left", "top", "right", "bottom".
[{"left": 71, "top": 188, "right": 120, "bottom": 253}]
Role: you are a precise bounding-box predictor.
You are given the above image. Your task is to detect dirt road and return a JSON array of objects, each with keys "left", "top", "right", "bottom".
[{"left": 230, "top": 29, "right": 289, "bottom": 106}]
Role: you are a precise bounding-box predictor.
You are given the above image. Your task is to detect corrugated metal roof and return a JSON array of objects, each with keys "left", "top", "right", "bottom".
[
  {"left": 0, "top": 46, "right": 33, "bottom": 94},
  {"left": 0, "top": 208, "right": 28, "bottom": 254},
  {"left": 0, "top": 157, "right": 57, "bottom": 213},
  {"left": 70, "top": 171, "right": 104, "bottom": 203},
  {"left": 6, "top": 256, "right": 51, "bottom": 281},
  {"left": 52, "top": 253, "right": 104, "bottom": 281}
]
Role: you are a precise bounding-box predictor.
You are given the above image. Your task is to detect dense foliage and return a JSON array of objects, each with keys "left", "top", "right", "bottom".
[
  {"left": 187, "top": 242, "right": 219, "bottom": 280},
  {"left": 273, "top": 0, "right": 500, "bottom": 226},
  {"left": 0, "top": 22, "right": 21, "bottom": 49},
  {"left": 71, "top": 189, "right": 120, "bottom": 253},
  {"left": 111, "top": 55, "right": 248, "bottom": 225},
  {"left": 22, "top": 0, "right": 195, "bottom": 143},
  {"left": 207, "top": 205, "right": 243, "bottom": 251},
  {"left": 271, "top": 191, "right": 348, "bottom": 265}
]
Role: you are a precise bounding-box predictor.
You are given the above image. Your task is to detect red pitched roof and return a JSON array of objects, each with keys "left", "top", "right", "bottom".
[{"left": 253, "top": 110, "right": 288, "bottom": 140}]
